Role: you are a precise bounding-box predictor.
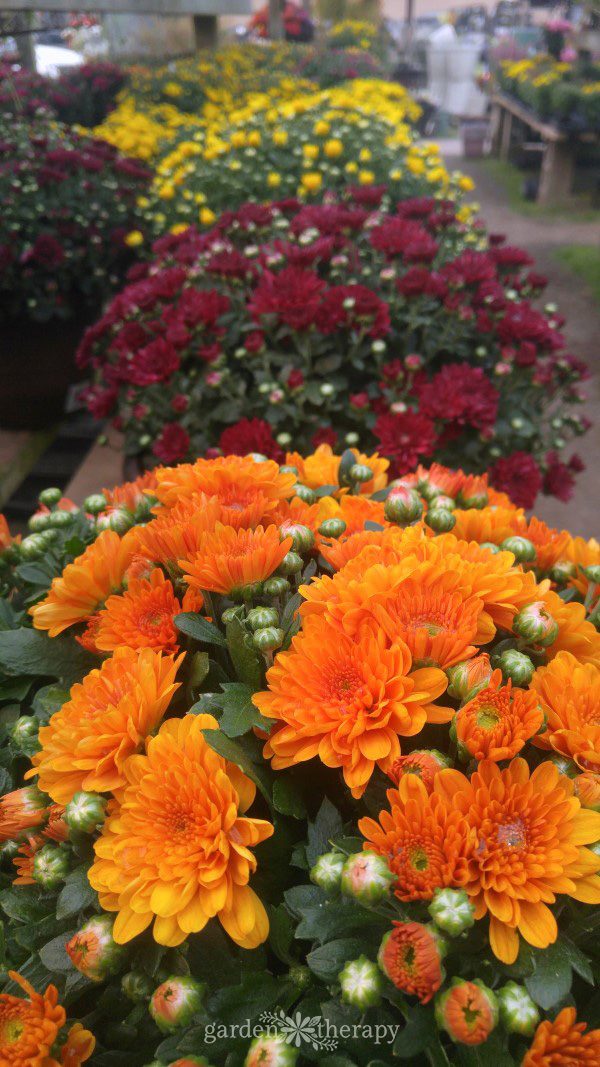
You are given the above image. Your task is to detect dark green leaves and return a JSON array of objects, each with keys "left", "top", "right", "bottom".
[
  {"left": 219, "top": 682, "right": 271, "bottom": 737},
  {"left": 306, "top": 797, "right": 344, "bottom": 866},
  {"left": 174, "top": 613, "right": 227, "bottom": 647},
  {"left": 225, "top": 617, "right": 262, "bottom": 688},
  {"left": 202, "top": 729, "right": 273, "bottom": 805},
  {"left": 525, "top": 940, "right": 573, "bottom": 1010},
  {"left": 56, "top": 868, "right": 97, "bottom": 920},
  {"left": 0, "top": 630, "right": 96, "bottom": 686}
]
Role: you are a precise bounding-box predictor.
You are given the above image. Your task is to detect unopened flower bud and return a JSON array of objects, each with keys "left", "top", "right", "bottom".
[
  {"left": 446, "top": 654, "right": 492, "bottom": 701},
  {"left": 221, "top": 606, "right": 243, "bottom": 625},
  {"left": 310, "top": 850, "right": 344, "bottom": 892},
  {"left": 500, "top": 536, "right": 536, "bottom": 563},
  {"left": 249, "top": 453, "right": 268, "bottom": 463},
  {"left": 428, "top": 888, "right": 475, "bottom": 936},
  {"left": 96, "top": 506, "right": 134, "bottom": 535},
  {"left": 385, "top": 487, "right": 423, "bottom": 525},
  {"left": 83, "top": 494, "right": 108, "bottom": 515},
  {"left": 279, "top": 523, "right": 314, "bottom": 553},
  {"left": 459, "top": 490, "right": 489, "bottom": 509},
  {"left": 122, "top": 970, "right": 155, "bottom": 1002},
  {"left": 389, "top": 750, "right": 451, "bottom": 791},
  {"left": 64, "top": 791, "right": 107, "bottom": 834},
  {"left": 19, "top": 535, "right": 47, "bottom": 561},
  {"left": 320, "top": 383, "right": 335, "bottom": 397},
  {"left": 349, "top": 463, "right": 373, "bottom": 484},
  {"left": 66, "top": 915, "right": 126, "bottom": 981},
  {"left": 345, "top": 432, "right": 360, "bottom": 445},
  {"left": 28, "top": 513, "right": 51, "bottom": 532},
  {"left": 341, "top": 851, "right": 395, "bottom": 903},
  {"left": 318, "top": 518, "right": 347, "bottom": 539},
  {"left": 10, "top": 716, "right": 38, "bottom": 748},
  {"left": 479, "top": 542, "right": 500, "bottom": 554},
  {"left": 583, "top": 565, "right": 600, "bottom": 584},
  {"left": 48, "top": 510, "right": 74, "bottom": 529},
  {"left": 378, "top": 922, "right": 446, "bottom": 1001},
  {"left": 339, "top": 955, "right": 382, "bottom": 1008},
  {"left": 38, "top": 487, "right": 62, "bottom": 508},
  {"left": 247, "top": 607, "right": 279, "bottom": 631},
  {"left": 495, "top": 649, "right": 535, "bottom": 686},
  {"left": 32, "top": 843, "right": 69, "bottom": 888},
  {"left": 574, "top": 772, "right": 600, "bottom": 811},
  {"left": 253, "top": 627, "right": 285, "bottom": 652},
  {"left": 425, "top": 508, "right": 456, "bottom": 533},
  {"left": 293, "top": 484, "right": 317, "bottom": 505},
  {"left": 149, "top": 976, "right": 206, "bottom": 1032},
  {"left": 435, "top": 979, "right": 498, "bottom": 1045},
  {"left": 279, "top": 465, "right": 298, "bottom": 475},
  {"left": 434, "top": 495, "right": 455, "bottom": 510},
  {"left": 513, "top": 602, "right": 558, "bottom": 647},
  {"left": 237, "top": 581, "right": 264, "bottom": 601},
  {"left": 550, "top": 560, "right": 577, "bottom": 584},
  {"left": 277, "top": 551, "right": 303, "bottom": 575},
  {"left": 497, "top": 982, "right": 540, "bottom": 1036},
  {"left": 263, "top": 577, "right": 290, "bottom": 597},
  {"left": 244, "top": 1033, "right": 298, "bottom": 1066}
]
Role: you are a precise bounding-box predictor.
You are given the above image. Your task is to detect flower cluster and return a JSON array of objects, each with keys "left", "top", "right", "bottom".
[
  {"left": 0, "top": 60, "right": 127, "bottom": 126},
  {"left": 79, "top": 191, "right": 587, "bottom": 503},
  {"left": 0, "top": 114, "right": 150, "bottom": 321},
  {"left": 498, "top": 55, "right": 600, "bottom": 130},
  {"left": 0, "top": 451, "right": 599, "bottom": 1064}
]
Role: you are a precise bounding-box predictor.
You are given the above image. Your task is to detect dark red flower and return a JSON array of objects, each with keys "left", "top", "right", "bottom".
[
  {"left": 490, "top": 245, "right": 533, "bottom": 269},
  {"left": 244, "top": 331, "right": 265, "bottom": 353},
  {"left": 178, "top": 288, "right": 229, "bottom": 329},
  {"left": 489, "top": 451, "right": 543, "bottom": 508},
  {"left": 317, "top": 284, "right": 390, "bottom": 338},
  {"left": 396, "top": 267, "right": 447, "bottom": 300},
  {"left": 441, "top": 250, "right": 497, "bottom": 288},
  {"left": 350, "top": 392, "right": 369, "bottom": 409},
  {"left": 543, "top": 451, "right": 576, "bottom": 501},
  {"left": 370, "top": 219, "right": 437, "bottom": 261},
  {"left": 78, "top": 384, "right": 117, "bottom": 418},
  {"left": 374, "top": 410, "right": 437, "bottom": 473},
  {"left": 498, "top": 302, "right": 562, "bottom": 351},
  {"left": 30, "top": 235, "right": 64, "bottom": 268},
  {"left": 172, "top": 394, "right": 189, "bottom": 412},
  {"left": 395, "top": 197, "right": 436, "bottom": 219},
  {"left": 311, "top": 426, "right": 338, "bottom": 450},
  {"left": 249, "top": 267, "right": 325, "bottom": 331},
  {"left": 417, "top": 364, "right": 499, "bottom": 431},
  {"left": 219, "top": 418, "right": 283, "bottom": 461},
  {"left": 152, "top": 423, "right": 190, "bottom": 463},
  {"left": 287, "top": 369, "right": 305, "bottom": 390},
  {"left": 125, "top": 338, "right": 180, "bottom": 386},
  {"left": 569, "top": 452, "right": 585, "bottom": 473}
]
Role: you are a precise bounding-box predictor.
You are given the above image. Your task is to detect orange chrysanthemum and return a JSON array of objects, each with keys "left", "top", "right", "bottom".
[
  {"left": 388, "top": 750, "right": 446, "bottom": 792},
  {"left": 435, "top": 758, "right": 600, "bottom": 963},
  {"left": 152, "top": 455, "right": 296, "bottom": 509},
  {"left": 89, "top": 714, "right": 273, "bottom": 948},
  {"left": 29, "top": 530, "right": 139, "bottom": 636},
  {"left": 451, "top": 505, "right": 524, "bottom": 546},
  {"left": 254, "top": 617, "right": 447, "bottom": 798},
  {"left": 574, "top": 772, "right": 600, "bottom": 810},
  {"left": 359, "top": 774, "right": 471, "bottom": 899},
  {"left": 523, "top": 1007, "right": 600, "bottom": 1066},
  {"left": 455, "top": 669, "right": 544, "bottom": 761},
  {"left": 565, "top": 534, "right": 600, "bottom": 603},
  {"left": 286, "top": 444, "right": 389, "bottom": 495},
  {"left": 0, "top": 787, "right": 48, "bottom": 842},
  {"left": 531, "top": 651, "right": 600, "bottom": 771},
  {"left": 12, "top": 835, "right": 43, "bottom": 886},
  {"left": 516, "top": 516, "right": 571, "bottom": 573},
  {"left": 94, "top": 570, "right": 202, "bottom": 653},
  {"left": 59, "top": 1023, "right": 95, "bottom": 1067},
  {"left": 378, "top": 921, "right": 444, "bottom": 1003},
  {"left": 0, "top": 514, "right": 17, "bottom": 551},
  {"left": 132, "top": 496, "right": 222, "bottom": 563},
  {"left": 439, "top": 981, "right": 496, "bottom": 1046},
  {"left": 0, "top": 972, "right": 93, "bottom": 1067},
  {"left": 103, "top": 470, "right": 158, "bottom": 511},
  {"left": 26, "top": 647, "right": 183, "bottom": 805},
  {"left": 539, "top": 589, "right": 600, "bottom": 668},
  {"left": 317, "top": 494, "right": 388, "bottom": 537},
  {"left": 268, "top": 495, "right": 321, "bottom": 538},
  {"left": 180, "top": 524, "right": 292, "bottom": 596}
]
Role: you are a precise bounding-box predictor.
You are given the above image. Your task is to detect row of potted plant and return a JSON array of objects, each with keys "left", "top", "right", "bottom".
[{"left": 497, "top": 55, "right": 600, "bottom": 131}]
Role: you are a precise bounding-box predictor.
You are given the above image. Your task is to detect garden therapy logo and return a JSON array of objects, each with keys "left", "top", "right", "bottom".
[
  {"left": 260, "top": 1009, "right": 338, "bottom": 1051},
  {"left": 203, "top": 1011, "right": 401, "bottom": 1049}
]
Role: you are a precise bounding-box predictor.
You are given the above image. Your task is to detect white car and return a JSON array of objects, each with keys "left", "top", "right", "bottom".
[{"left": 34, "top": 44, "right": 84, "bottom": 78}]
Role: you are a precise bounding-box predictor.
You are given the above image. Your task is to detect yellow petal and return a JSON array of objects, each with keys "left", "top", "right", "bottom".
[{"left": 517, "top": 900, "right": 557, "bottom": 949}]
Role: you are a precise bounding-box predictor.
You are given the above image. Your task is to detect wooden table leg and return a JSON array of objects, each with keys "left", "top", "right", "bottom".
[
  {"left": 538, "top": 140, "right": 574, "bottom": 203},
  {"left": 489, "top": 102, "right": 502, "bottom": 155},
  {"left": 499, "top": 110, "right": 513, "bottom": 161}
]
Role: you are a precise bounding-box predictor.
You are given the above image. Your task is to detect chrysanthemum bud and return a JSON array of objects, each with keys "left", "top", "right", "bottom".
[
  {"left": 32, "top": 843, "right": 69, "bottom": 888},
  {"left": 66, "top": 915, "right": 126, "bottom": 981},
  {"left": 339, "top": 955, "right": 382, "bottom": 1008},
  {"left": 149, "top": 976, "right": 206, "bottom": 1032},
  {"left": 428, "top": 888, "right": 475, "bottom": 936},
  {"left": 384, "top": 486, "right": 423, "bottom": 525},
  {"left": 28, "top": 513, "right": 52, "bottom": 532},
  {"left": 497, "top": 982, "right": 540, "bottom": 1036},
  {"left": 48, "top": 510, "right": 75, "bottom": 529},
  {"left": 19, "top": 534, "right": 47, "bottom": 561},
  {"left": 574, "top": 772, "right": 600, "bottom": 811},
  {"left": 459, "top": 490, "right": 489, "bottom": 509},
  {"left": 64, "top": 791, "right": 107, "bottom": 834},
  {"left": 425, "top": 508, "right": 456, "bottom": 533},
  {"left": 495, "top": 649, "right": 535, "bottom": 686},
  {"left": 244, "top": 1033, "right": 298, "bottom": 1066},
  {"left": 38, "top": 487, "right": 62, "bottom": 508},
  {"left": 279, "top": 466, "right": 298, "bottom": 476},
  {"left": 318, "top": 518, "right": 347, "bottom": 539},
  {"left": 96, "top": 506, "right": 134, "bottom": 535},
  {"left": 499, "top": 536, "right": 536, "bottom": 563},
  {"left": 513, "top": 602, "right": 558, "bottom": 647},
  {"left": 446, "top": 654, "right": 493, "bottom": 701},
  {"left": 549, "top": 561, "right": 577, "bottom": 584},
  {"left": 378, "top": 922, "right": 446, "bottom": 1003},
  {"left": 238, "top": 581, "right": 264, "bottom": 601},
  {"left": 583, "top": 565, "right": 600, "bottom": 584},
  {"left": 253, "top": 627, "right": 285, "bottom": 652},
  {"left": 435, "top": 979, "right": 498, "bottom": 1045},
  {"left": 479, "top": 542, "right": 500, "bottom": 554},
  {"left": 310, "top": 850, "right": 344, "bottom": 892},
  {"left": 221, "top": 606, "right": 243, "bottom": 625},
  {"left": 263, "top": 577, "right": 290, "bottom": 597},
  {"left": 288, "top": 965, "right": 311, "bottom": 990},
  {"left": 389, "top": 750, "right": 451, "bottom": 791},
  {"left": 279, "top": 523, "right": 314, "bottom": 553},
  {"left": 122, "top": 970, "right": 155, "bottom": 1002},
  {"left": 83, "top": 494, "right": 108, "bottom": 515},
  {"left": 10, "top": 716, "right": 38, "bottom": 748},
  {"left": 341, "top": 851, "right": 395, "bottom": 902},
  {"left": 349, "top": 464, "right": 373, "bottom": 484},
  {"left": 434, "top": 495, "right": 455, "bottom": 510},
  {"left": 277, "top": 551, "right": 303, "bottom": 575},
  {"left": 247, "top": 607, "right": 279, "bottom": 631},
  {"left": 293, "top": 484, "right": 317, "bottom": 505}
]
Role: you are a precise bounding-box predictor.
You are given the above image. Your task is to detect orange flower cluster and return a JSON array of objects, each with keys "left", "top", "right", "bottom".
[{"left": 0, "top": 971, "right": 94, "bottom": 1066}]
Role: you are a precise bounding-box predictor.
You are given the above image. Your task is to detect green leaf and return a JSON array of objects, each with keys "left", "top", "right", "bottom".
[
  {"left": 0, "top": 677, "right": 33, "bottom": 703},
  {"left": 284, "top": 884, "right": 324, "bottom": 918},
  {"left": 525, "top": 941, "right": 572, "bottom": 1010},
  {"left": 39, "top": 930, "right": 79, "bottom": 973},
  {"left": 364, "top": 520, "right": 385, "bottom": 532},
  {"left": 202, "top": 729, "right": 273, "bottom": 806},
  {"left": 56, "top": 868, "right": 97, "bottom": 920},
  {"left": 0, "top": 888, "right": 51, "bottom": 924},
  {"left": 268, "top": 903, "right": 296, "bottom": 965},
  {"left": 306, "top": 938, "right": 366, "bottom": 981},
  {"left": 207, "top": 972, "right": 296, "bottom": 1026},
  {"left": 454, "top": 1032, "right": 518, "bottom": 1066},
  {"left": 371, "top": 488, "right": 391, "bottom": 501},
  {"left": 338, "top": 449, "right": 357, "bottom": 487},
  {"left": 226, "top": 617, "right": 262, "bottom": 688},
  {"left": 296, "top": 900, "right": 387, "bottom": 943},
  {"left": 306, "top": 797, "right": 344, "bottom": 865},
  {"left": 0, "top": 630, "right": 96, "bottom": 686},
  {"left": 219, "top": 682, "right": 270, "bottom": 738},
  {"left": 272, "top": 777, "right": 307, "bottom": 819},
  {"left": 313, "top": 485, "right": 339, "bottom": 498},
  {"left": 558, "top": 935, "right": 594, "bottom": 985},
  {"left": 32, "top": 684, "right": 69, "bottom": 723},
  {"left": 187, "top": 651, "right": 210, "bottom": 692},
  {"left": 189, "top": 692, "right": 224, "bottom": 716},
  {"left": 393, "top": 1005, "right": 434, "bottom": 1059},
  {"left": 174, "top": 613, "right": 227, "bottom": 647}
]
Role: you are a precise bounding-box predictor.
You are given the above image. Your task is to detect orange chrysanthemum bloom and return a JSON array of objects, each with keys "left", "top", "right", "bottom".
[
  {"left": 435, "top": 758, "right": 600, "bottom": 963},
  {"left": 359, "top": 774, "right": 471, "bottom": 899},
  {"left": 254, "top": 617, "right": 447, "bottom": 798},
  {"left": 12, "top": 835, "right": 42, "bottom": 885},
  {"left": 133, "top": 496, "right": 222, "bottom": 563},
  {"left": 565, "top": 534, "right": 600, "bottom": 602},
  {"left": 455, "top": 669, "right": 544, "bottom": 761},
  {"left": 94, "top": 570, "right": 203, "bottom": 654},
  {"left": 317, "top": 494, "right": 388, "bottom": 537},
  {"left": 388, "top": 750, "right": 446, "bottom": 792},
  {"left": 523, "top": 1007, "right": 600, "bottom": 1067},
  {"left": 152, "top": 455, "right": 296, "bottom": 510},
  {"left": 286, "top": 444, "right": 389, "bottom": 495},
  {"left": 0, "top": 972, "right": 93, "bottom": 1067},
  {"left": 451, "top": 506, "right": 524, "bottom": 546},
  {"left": 29, "top": 530, "right": 139, "bottom": 636},
  {"left": 515, "top": 516, "right": 571, "bottom": 573},
  {"left": 378, "top": 921, "right": 444, "bottom": 1003},
  {"left": 0, "top": 786, "right": 48, "bottom": 842},
  {"left": 538, "top": 589, "right": 600, "bottom": 668},
  {"left": 180, "top": 524, "right": 292, "bottom": 596},
  {"left": 0, "top": 514, "right": 17, "bottom": 551},
  {"left": 89, "top": 714, "right": 273, "bottom": 948},
  {"left": 531, "top": 651, "right": 600, "bottom": 771},
  {"left": 268, "top": 495, "right": 321, "bottom": 538},
  {"left": 26, "top": 647, "right": 183, "bottom": 805},
  {"left": 103, "top": 470, "right": 158, "bottom": 511}
]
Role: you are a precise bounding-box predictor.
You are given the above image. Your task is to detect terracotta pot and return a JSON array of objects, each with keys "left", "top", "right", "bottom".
[{"left": 0, "top": 310, "right": 98, "bottom": 430}]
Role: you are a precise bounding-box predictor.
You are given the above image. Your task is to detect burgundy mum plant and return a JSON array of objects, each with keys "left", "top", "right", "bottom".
[{"left": 78, "top": 188, "right": 589, "bottom": 506}]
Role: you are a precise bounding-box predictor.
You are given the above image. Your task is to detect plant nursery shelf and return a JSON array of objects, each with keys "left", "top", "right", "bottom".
[{"left": 0, "top": 0, "right": 251, "bottom": 14}]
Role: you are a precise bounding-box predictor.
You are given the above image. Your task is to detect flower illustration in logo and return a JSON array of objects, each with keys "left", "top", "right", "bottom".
[{"left": 259, "top": 1010, "right": 338, "bottom": 1051}]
